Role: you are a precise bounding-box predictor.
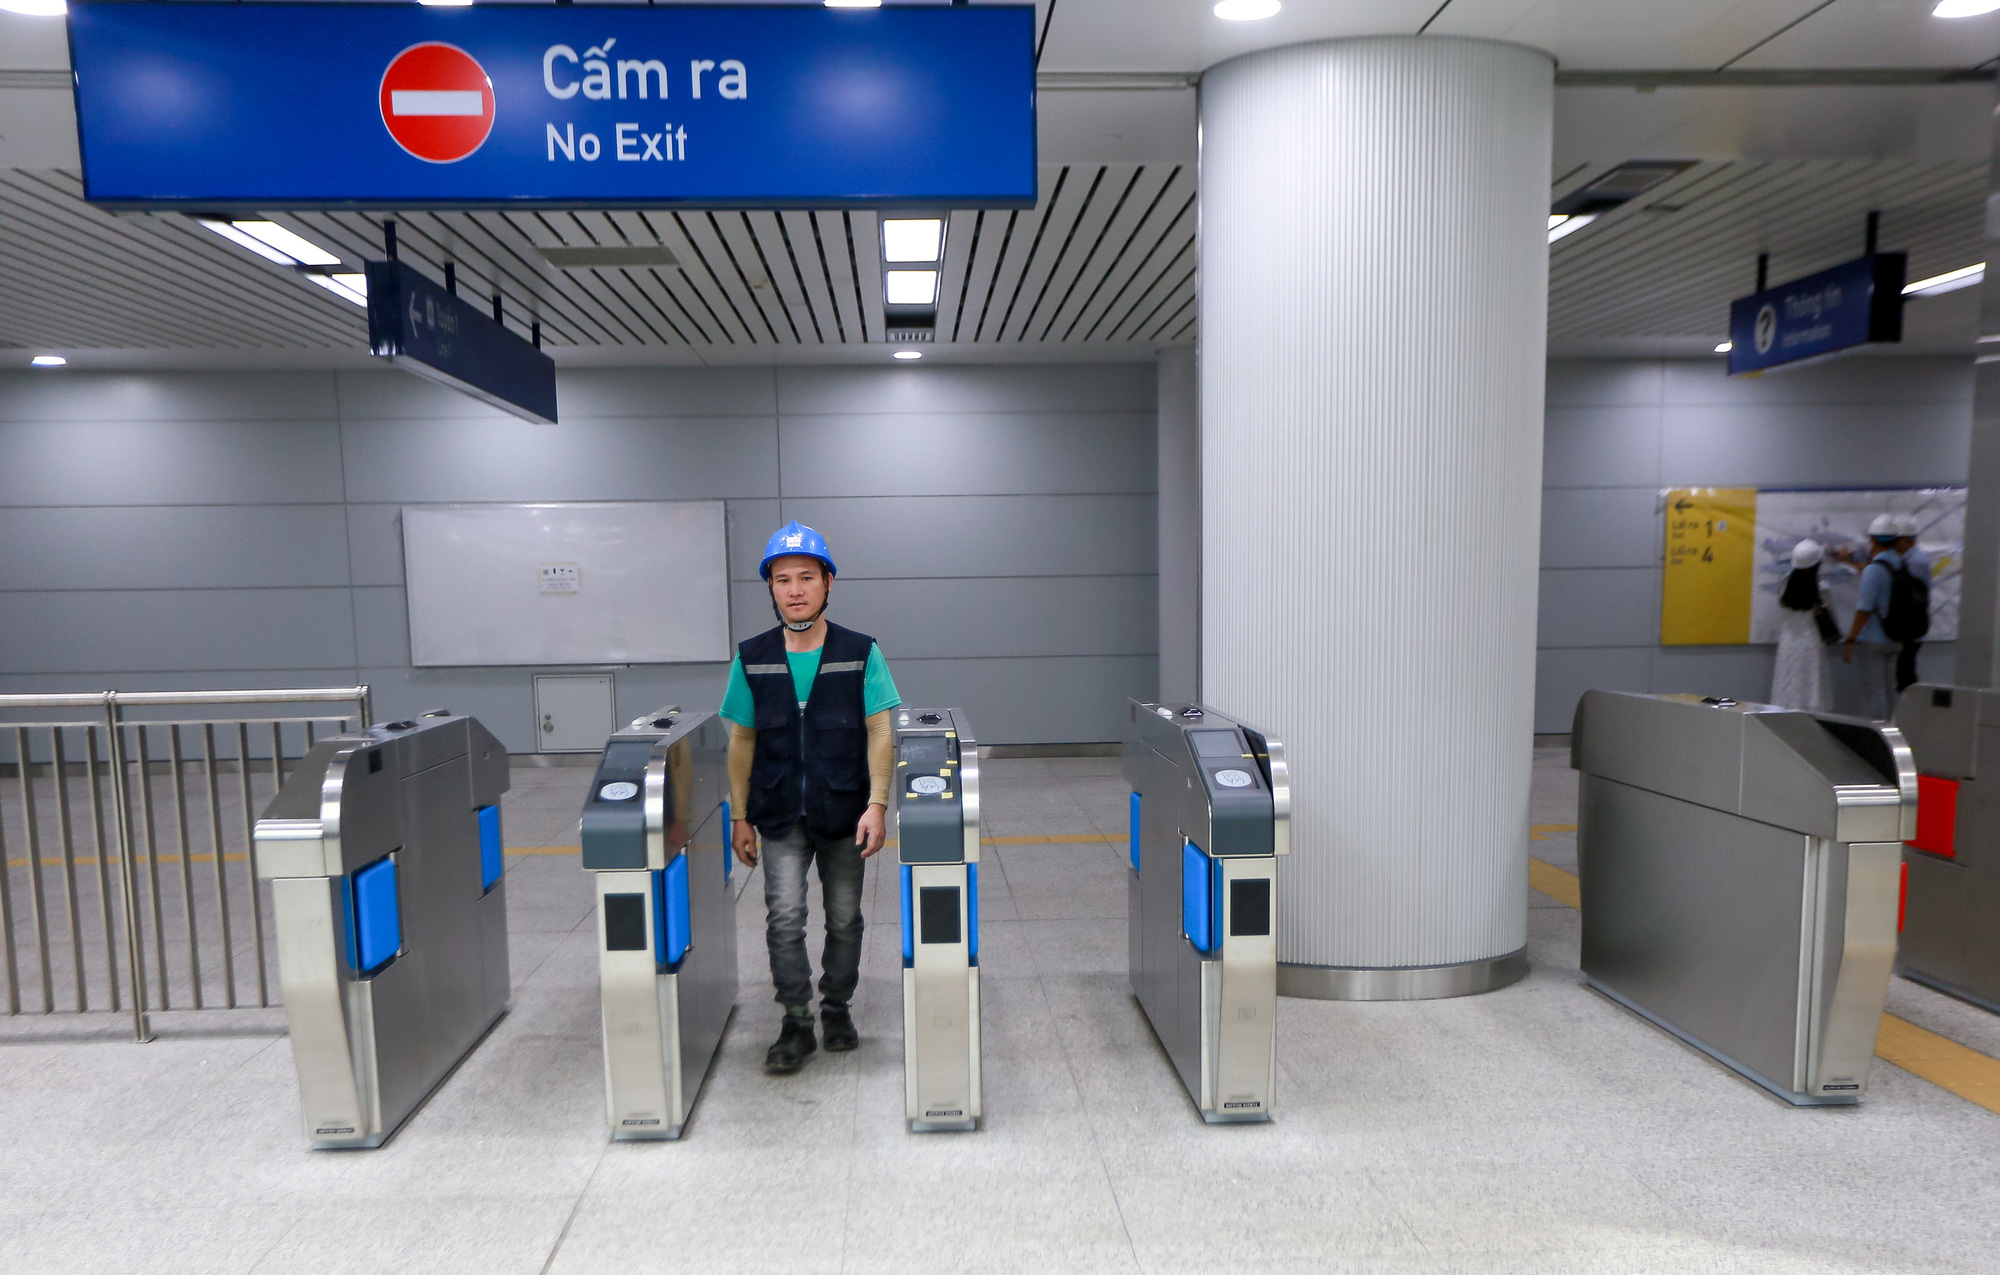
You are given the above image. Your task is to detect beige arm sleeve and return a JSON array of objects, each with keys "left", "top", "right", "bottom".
[
  {"left": 727, "top": 722, "right": 755, "bottom": 815},
  {"left": 867, "top": 710, "right": 894, "bottom": 808},
  {"left": 730, "top": 714, "right": 893, "bottom": 811}
]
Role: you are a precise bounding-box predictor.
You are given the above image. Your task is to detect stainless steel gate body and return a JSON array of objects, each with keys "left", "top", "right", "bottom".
[
  {"left": 254, "top": 712, "right": 510, "bottom": 1148},
  {"left": 580, "top": 708, "right": 735, "bottom": 1141},
  {"left": 1891, "top": 683, "right": 2000, "bottom": 1014},
  {"left": 1571, "top": 691, "right": 1913, "bottom": 1105},
  {"left": 894, "top": 707, "right": 982, "bottom": 1133},
  {"left": 1125, "top": 701, "right": 1287, "bottom": 1123}
]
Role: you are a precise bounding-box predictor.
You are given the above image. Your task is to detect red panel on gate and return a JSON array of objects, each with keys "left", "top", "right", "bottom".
[
  {"left": 1907, "top": 774, "right": 1958, "bottom": 859},
  {"left": 1899, "top": 861, "right": 1908, "bottom": 932}
]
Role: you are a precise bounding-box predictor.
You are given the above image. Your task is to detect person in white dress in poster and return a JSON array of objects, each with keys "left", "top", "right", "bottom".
[{"left": 1771, "top": 538, "right": 1831, "bottom": 711}]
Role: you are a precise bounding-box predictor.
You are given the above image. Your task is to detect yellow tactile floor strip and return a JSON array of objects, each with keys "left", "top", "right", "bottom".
[
  {"left": 1530, "top": 853, "right": 2000, "bottom": 1115},
  {"left": 1529, "top": 823, "right": 1577, "bottom": 842}
]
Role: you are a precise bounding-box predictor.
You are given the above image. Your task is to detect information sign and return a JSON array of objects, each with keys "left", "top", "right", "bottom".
[
  {"left": 1661, "top": 489, "right": 1756, "bottom": 645},
  {"left": 68, "top": 2, "right": 1037, "bottom": 209},
  {"left": 1726, "top": 254, "right": 1905, "bottom": 376}
]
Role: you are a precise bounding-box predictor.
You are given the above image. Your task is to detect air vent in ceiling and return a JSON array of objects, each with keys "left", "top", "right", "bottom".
[
  {"left": 1552, "top": 161, "right": 1695, "bottom": 217},
  {"left": 539, "top": 245, "right": 679, "bottom": 269}
]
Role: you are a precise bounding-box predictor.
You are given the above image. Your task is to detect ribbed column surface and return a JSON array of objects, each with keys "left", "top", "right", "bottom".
[{"left": 1200, "top": 37, "right": 1552, "bottom": 970}]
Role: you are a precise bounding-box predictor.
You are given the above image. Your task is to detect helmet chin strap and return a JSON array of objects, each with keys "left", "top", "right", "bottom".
[{"left": 772, "top": 583, "right": 830, "bottom": 633}]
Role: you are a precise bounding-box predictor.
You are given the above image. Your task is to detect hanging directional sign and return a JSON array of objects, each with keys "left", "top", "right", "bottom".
[
  {"left": 67, "top": 2, "right": 1037, "bottom": 209},
  {"left": 1727, "top": 254, "right": 1906, "bottom": 375},
  {"left": 366, "top": 260, "right": 558, "bottom": 426}
]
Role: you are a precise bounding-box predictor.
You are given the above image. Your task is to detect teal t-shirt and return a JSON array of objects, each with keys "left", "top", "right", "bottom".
[{"left": 718, "top": 641, "right": 901, "bottom": 726}]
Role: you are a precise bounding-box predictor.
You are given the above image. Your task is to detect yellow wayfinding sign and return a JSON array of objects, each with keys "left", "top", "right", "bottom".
[{"left": 1662, "top": 488, "right": 1756, "bottom": 644}]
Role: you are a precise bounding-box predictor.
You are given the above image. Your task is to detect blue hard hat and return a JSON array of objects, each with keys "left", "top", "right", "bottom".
[{"left": 760, "top": 521, "right": 837, "bottom": 579}]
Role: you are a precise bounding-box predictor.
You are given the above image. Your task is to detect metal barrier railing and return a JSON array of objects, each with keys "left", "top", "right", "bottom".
[{"left": 0, "top": 688, "right": 372, "bottom": 1041}]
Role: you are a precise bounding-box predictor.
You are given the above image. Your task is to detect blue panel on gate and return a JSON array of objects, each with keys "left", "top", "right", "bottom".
[
  {"left": 352, "top": 857, "right": 401, "bottom": 973},
  {"left": 967, "top": 862, "right": 979, "bottom": 964},
  {"left": 900, "top": 866, "right": 914, "bottom": 964},
  {"left": 68, "top": 3, "right": 1038, "bottom": 209},
  {"left": 1182, "top": 841, "right": 1216, "bottom": 954},
  {"left": 1129, "top": 792, "right": 1142, "bottom": 872},
  {"left": 721, "top": 801, "right": 732, "bottom": 881},
  {"left": 477, "top": 804, "right": 503, "bottom": 892},
  {"left": 658, "top": 854, "right": 691, "bottom": 968}
]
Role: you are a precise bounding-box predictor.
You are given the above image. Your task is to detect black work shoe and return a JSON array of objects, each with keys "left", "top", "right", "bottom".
[
  {"left": 821, "top": 1005, "right": 859, "bottom": 1052},
  {"left": 764, "top": 1014, "right": 817, "bottom": 1074}
]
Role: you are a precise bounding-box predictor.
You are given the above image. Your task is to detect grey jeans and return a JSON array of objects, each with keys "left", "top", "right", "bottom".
[{"left": 760, "top": 823, "right": 866, "bottom": 1013}]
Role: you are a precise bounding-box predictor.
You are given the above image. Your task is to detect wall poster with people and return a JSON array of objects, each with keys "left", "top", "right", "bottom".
[{"left": 1659, "top": 486, "right": 1964, "bottom": 645}]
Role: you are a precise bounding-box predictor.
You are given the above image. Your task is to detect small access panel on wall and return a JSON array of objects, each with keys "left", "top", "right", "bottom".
[
  {"left": 403, "top": 502, "right": 729, "bottom": 667},
  {"left": 535, "top": 674, "right": 614, "bottom": 753}
]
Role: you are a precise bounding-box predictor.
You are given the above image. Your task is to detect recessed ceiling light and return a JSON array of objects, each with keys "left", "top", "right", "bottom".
[
  {"left": 1903, "top": 263, "right": 1985, "bottom": 297},
  {"left": 1934, "top": 0, "right": 2000, "bottom": 16},
  {"left": 892, "top": 350, "right": 923, "bottom": 361},
  {"left": 1547, "top": 213, "right": 1597, "bottom": 243},
  {"left": 307, "top": 273, "right": 370, "bottom": 307},
  {"left": 0, "top": 0, "right": 67, "bottom": 15},
  {"left": 1214, "top": 0, "right": 1280, "bottom": 19},
  {"left": 884, "top": 270, "right": 939, "bottom": 306},
  {"left": 30, "top": 354, "right": 66, "bottom": 367},
  {"left": 882, "top": 218, "right": 945, "bottom": 263},
  {"left": 1714, "top": 342, "right": 1733, "bottom": 354}
]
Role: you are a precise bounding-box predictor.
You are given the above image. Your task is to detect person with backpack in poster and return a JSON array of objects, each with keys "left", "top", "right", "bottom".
[
  {"left": 1841, "top": 512, "right": 1930, "bottom": 720},
  {"left": 1893, "top": 514, "right": 1933, "bottom": 694}
]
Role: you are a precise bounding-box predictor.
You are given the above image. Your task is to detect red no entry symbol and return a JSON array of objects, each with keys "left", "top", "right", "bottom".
[{"left": 379, "top": 43, "right": 495, "bottom": 164}]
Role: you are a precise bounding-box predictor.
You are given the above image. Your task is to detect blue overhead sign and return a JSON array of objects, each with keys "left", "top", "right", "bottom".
[
  {"left": 67, "top": 2, "right": 1037, "bottom": 209},
  {"left": 1727, "top": 254, "right": 1905, "bottom": 375}
]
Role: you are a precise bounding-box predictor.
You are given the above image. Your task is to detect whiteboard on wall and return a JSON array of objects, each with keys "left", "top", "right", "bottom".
[{"left": 403, "top": 502, "right": 730, "bottom": 667}]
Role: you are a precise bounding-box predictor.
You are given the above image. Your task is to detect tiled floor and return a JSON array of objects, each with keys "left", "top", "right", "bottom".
[{"left": 3, "top": 749, "right": 1999, "bottom": 1273}]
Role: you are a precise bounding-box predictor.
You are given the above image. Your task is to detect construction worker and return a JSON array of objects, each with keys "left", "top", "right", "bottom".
[{"left": 719, "top": 522, "right": 901, "bottom": 1074}]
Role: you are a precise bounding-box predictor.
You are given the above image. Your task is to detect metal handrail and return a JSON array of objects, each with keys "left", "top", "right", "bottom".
[{"left": 0, "top": 686, "right": 371, "bottom": 1041}]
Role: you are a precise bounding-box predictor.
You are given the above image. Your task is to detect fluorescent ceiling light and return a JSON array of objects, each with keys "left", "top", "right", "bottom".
[
  {"left": 231, "top": 221, "right": 341, "bottom": 266},
  {"left": 30, "top": 354, "right": 66, "bottom": 367},
  {"left": 1214, "top": 0, "right": 1280, "bottom": 18},
  {"left": 198, "top": 217, "right": 341, "bottom": 267},
  {"left": 1547, "top": 213, "right": 1596, "bottom": 243},
  {"left": 824, "top": 0, "right": 881, "bottom": 7},
  {"left": 418, "top": 0, "right": 473, "bottom": 5},
  {"left": 0, "top": 0, "right": 67, "bottom": 15},
  {"left": 307, "top": 273, "right": 369, "bottom": 307},
  {"left": 1903, "top": 263, "right": 1985, "bottom": 297},
  {"left": 1934, "top": 0, "right": 2000, "bottom": 16},
  {"left": 892, "top": 350, "right": 923, "bottom": 361},
  {"left": 884, "top": 270, "right": 939, "bottom": 306},
  {"left": 1547, "top": 215, "right": 1568, "bottom": 230},
  {"left": 882, "top": 218, "right": 944, "bottom": 263},
  {"left": 1714, "top": 342, "right": 1733, "bottom": 353}
]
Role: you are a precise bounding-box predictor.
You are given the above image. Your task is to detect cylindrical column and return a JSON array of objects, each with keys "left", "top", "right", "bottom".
[
  {"left": 1158, "top": 345, "right": 1201, "bottom": 704},
  {"left": 1200, "top": 36, "right": 1552, "bottom": 998}
]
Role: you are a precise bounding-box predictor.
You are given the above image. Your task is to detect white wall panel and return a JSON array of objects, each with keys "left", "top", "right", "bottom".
[
  {"left": 778, "top": 412, "right": 1155, "bottom": 498},
  {"left": 776, "top": 363, "right": 1154, "bottom": 416},
  {"left": 0, "top": 505, "right": 349, "bottom": 590},
  {"left": 1201, "top": 37, "right": 1552, "bottom": 971},
  {"left": 0, "top": 589, "right": 356, "bottom": 673},
  {"left": 1537, "top": 569, "right": 1660, "bottom": 647},
  {"left": 0, "top": 371, "right": 338, "bottom": 423},
  {"left": 782, "top": 494, "right": 1158, "bottom": 579},
  {"left": 1541, "top": 406, "right": 1661, "bottom": 488},
  {"left": 0, "top": 418, "right": 345, "bottom": 507},
  {"left": 1539, "top": 489, "right": 1662, "bottom": 569},
  {"left": 341, "top": 416, "right": 780, "bottom": 503}
]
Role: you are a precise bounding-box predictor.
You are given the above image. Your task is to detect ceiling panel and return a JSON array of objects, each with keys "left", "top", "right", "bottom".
[
  {"left": 1036, "top": 0, "right": 1435, "bottom": 72},
  {"left": 1429, "top": 0, "right": 1830, "bottom": 71},
  {"left": 1735, "top": 0, "right": 2000, "bottom": 70}
]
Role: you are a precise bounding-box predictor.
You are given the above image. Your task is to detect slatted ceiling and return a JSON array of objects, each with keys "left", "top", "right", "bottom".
[
  {"left": 1053, "top": 166, "right": 1187, "bottom": 342},
  {"left": 1548, "top": 157, "right": 1988, "bottom": 345},
  {"left": 1, "top": 158, "right": 1986, "bottom": 356}
]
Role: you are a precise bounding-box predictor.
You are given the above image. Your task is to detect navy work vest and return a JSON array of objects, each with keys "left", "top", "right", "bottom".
[{"left": 740, "top": 622, "right": 874, "bottom": 839}]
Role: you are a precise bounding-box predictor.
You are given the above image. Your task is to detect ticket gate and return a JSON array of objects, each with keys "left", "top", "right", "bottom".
[
  {"left": 1572, "top": 691, "right": 1914, "bottom": 1104},
  {"left": 254, "top": 712, "right": 511, "bottom": 1149},
  {"left": 1891, "top": 683, "right": 2000, "bottom": 1014},
  {"left": 1125, "top": 701, "right": 1286, "bottom": 1123},
  {"left": 895, "top": 707, "right": 982, "bottom": 1133},
  {"left": 580, "top": 707, "right": 735, "bottom": 1140}
]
